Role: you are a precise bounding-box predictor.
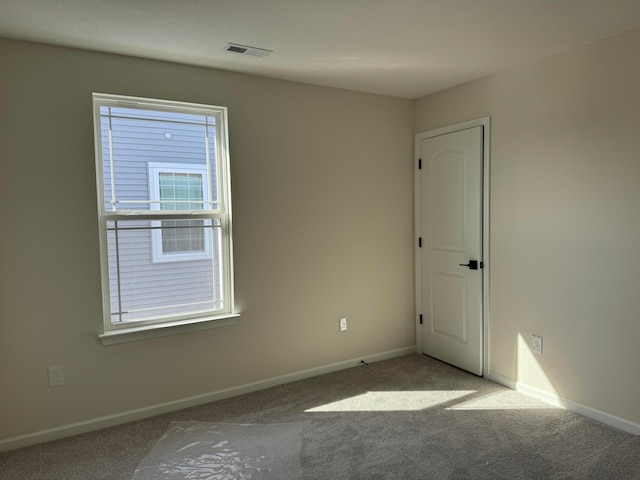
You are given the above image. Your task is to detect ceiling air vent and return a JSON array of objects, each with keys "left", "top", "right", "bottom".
[{"left": 224, "top": 43, "right": 272, "bottom": 58}]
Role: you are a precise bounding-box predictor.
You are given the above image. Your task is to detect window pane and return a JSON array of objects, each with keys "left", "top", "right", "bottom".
[
  {"left": 106, "top": 219, "right": 224, "bottom": 323},
  {"left": 161, "top": 219, "right": 206, "bottom": 253},
  {"left": 158, "top": 172, "right": 204, "bottom": 211},
  {"left": 99, "top": 107, "right": 219, "bottom": 211}
]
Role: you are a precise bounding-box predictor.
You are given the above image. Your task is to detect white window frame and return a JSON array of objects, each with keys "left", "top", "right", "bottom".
[
  {"left": 148, "top": 162, "right": 212, "bottom": 263},
  {"left": 92, "top": 93, "right": 238, "bottom": 345}
]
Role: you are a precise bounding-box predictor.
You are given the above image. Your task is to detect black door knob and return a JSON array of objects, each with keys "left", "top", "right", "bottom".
[{"left": 459, "top": 260, "right": 479, "bottom": 270}]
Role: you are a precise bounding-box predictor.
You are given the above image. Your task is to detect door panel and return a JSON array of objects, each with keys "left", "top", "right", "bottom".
[
  {"left": 419, "top": 126, "right": 483, "bottom": 376},
  {"left": 431, "top": 151, "right": 466, "bottom": 252},
  {"left": 432, "top": 272, "right": 467, "bottom": 342}
]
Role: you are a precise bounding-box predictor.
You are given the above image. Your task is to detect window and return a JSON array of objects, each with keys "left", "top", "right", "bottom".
[
  {"left": 149, "top": 163, "right": 211, "bottom": 262},
  {"left": 93, "top": 94, "right": 236, "bottom": 343}
]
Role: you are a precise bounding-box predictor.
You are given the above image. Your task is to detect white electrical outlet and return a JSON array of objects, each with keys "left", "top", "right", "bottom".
[
  {"left": 48, "top": 366, "right": 65, "bottom": 387},
  {"left": 532, "top": 335, "right": 543, "bottom": 356},
  {"left": 339, "top": 317, "right": 348, "bottom": 332}
]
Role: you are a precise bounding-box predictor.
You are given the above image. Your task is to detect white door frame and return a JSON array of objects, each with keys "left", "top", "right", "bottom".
[{"left": 414, "top": 117, "right": 491, "bottom": 377}]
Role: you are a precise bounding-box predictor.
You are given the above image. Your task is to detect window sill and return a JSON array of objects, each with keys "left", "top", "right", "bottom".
[{"left": 99, "top": 313, "right": 240, "bottom": 345}]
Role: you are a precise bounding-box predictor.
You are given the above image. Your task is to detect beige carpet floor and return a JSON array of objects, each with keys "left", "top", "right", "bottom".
[{"left": 1, "top": 354, "right": 639, "bottom": 479}]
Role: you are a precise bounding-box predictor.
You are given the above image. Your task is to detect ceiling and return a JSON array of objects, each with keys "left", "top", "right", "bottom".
[{"left": 1, "top": 0, "right": 639, "bottom": 99}]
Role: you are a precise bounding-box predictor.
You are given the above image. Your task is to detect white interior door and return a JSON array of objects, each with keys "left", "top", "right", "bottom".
[{"left": 417, "top": 126, "right": 483, "bottom": 376}]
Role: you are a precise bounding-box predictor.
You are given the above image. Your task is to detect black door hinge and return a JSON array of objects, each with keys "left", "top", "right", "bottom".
[
  {"left": 418, "top": 158, "right": 422, "bottom": 169},
  {"left": 419, "top": 314, "right": 423, "bottom": 325},
  {"left": 418, "top": 237, "right": 422, "bottom": 248}
]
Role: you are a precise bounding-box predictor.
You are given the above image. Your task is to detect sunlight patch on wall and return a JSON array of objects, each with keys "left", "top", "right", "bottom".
[
  {"left": 304, "top": 390, "right": 477, "bottom": 412},
  {"left": 517, "top": 333, "right": 558, "bottom": 396},
  {"left": 446, "top": 390, "right": 561, "bottom": 410}
]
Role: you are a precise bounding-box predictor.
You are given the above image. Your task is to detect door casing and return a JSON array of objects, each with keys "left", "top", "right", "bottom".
[{"left": 414, "top": 117, "right": 491, "bottom": 377}]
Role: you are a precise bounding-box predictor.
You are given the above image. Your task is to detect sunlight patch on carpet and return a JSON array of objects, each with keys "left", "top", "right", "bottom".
[
  {"left": 446, "top": 390, "right": 562, "bottom": 410},
  {"left": 131, "top": 422, "right": 303, "bottom": 480},
  {"left": 304, "top": 390, "right": 477, "bottom": 412}
]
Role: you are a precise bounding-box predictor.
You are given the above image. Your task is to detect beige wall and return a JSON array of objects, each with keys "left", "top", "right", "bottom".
[
  {"left": 0, "top": 38, "right": 415, "bottom": 442},
  {"left": 415, "top": 28, "right": 640, "bottom": 424}
]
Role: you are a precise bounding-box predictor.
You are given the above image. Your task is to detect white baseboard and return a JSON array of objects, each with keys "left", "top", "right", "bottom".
[
  {"left": 486, "top": 371, "right": 640, "bottom": 436},
  {"left": 485, "top": 371, "right": 516, "bottom": 389},
  {"left": 0, "top": 346, "right": 416, "bottom": 452}
]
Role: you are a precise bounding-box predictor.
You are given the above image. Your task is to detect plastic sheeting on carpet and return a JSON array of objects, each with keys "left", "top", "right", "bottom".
[{"left": 130, "top": 422, "right": 303, "bottom": 480}]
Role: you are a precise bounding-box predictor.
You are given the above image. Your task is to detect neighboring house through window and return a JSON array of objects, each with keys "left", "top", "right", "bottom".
[
  {"left": 148, "top": 163, "right": 211, "bottom": 262},
  {"left": 92, "top": 94, "right": 236, "bottom": 343}
]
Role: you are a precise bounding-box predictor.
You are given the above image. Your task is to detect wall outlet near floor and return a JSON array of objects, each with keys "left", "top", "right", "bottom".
[
  {"left": 532, "top": 335, "right": 543, "bottom": 355},
  {"left": 339, "top": 317, "right": 348, "bottom": 332},
  {"left": 48, "top": 366, "right": 65, "bottom": 387}
]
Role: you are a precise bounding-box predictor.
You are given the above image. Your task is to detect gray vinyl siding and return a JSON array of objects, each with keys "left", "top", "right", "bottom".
[
  {"left": 107, "top": 223, "right": 218, "bottom": 322},
  {"left": 100, "top": 112, "right": 219, "bottom": 210},
  {"left": 100, "top": 109, "right": 222, "bottom": 323}
]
